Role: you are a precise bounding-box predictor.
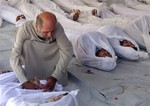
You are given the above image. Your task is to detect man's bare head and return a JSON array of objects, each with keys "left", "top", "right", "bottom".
[
  {"left": 96, "top": 48, "right": 112, "bottom": 58},
  {"left": 35, "top": 12, "right": 57, "bottom": 40}
]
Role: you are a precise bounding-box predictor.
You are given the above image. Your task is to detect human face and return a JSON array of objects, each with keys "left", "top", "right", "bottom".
[
  {"left": 36, "top": 21, "right": 55, "bottom": 40},
  {"left": 121, "top": 40, "right": 135, "bottom": 48},
  {"left": 97, "top": 49, "right": 112, "bottom": 58}
]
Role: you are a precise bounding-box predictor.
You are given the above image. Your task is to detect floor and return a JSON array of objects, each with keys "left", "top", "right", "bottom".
[{"left": 1, "top": 21, "right": 150, "bottom": 106}]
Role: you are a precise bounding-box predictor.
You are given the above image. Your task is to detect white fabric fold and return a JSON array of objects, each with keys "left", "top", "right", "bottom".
[
  {"left": 0, "top": 4, "right": 22, "bottom": 24},
  {"left": 6, "top": 90, "right": 79, "bottom": 106},
  {"left": 0, "top": 72, "right": 63, "bottom": 106},
  {"left": 124, "top": 16, "right": 150, "bottom": 53},
  {"left": 73, "top": 31, "right": 117, "bottom": 71},
  {"left": 125, "top": 0, "right": 150, "bottom": 11},
  {"left": 110, "top": 4, "right": 150, "bottom": 19},
  {"left": 97, "top": 24, "right": 149, "bottom": 60}
]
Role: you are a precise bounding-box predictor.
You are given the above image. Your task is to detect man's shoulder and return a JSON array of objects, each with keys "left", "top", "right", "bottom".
[
  {"left": 22, "top": 21, "right": 34, "bottom": 28},
  {"left": 19, "top": 21, "right": 34, "bottom": 32},
  {"left": 55, "top": 22, "right": 64, "bottom": 32}
]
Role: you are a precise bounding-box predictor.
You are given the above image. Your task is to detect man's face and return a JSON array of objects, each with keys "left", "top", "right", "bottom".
[
  {"left": 36, "top": 21, "right": 55, "bottom": 40},
  {"left": 97, "top": 49, "right": 112, "bottom": 58}
]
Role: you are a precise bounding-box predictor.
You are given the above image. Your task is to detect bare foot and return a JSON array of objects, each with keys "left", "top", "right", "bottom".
[
  {"left": 91, "top": 9, "right": 98, "bottom": 16},
  {"left": 70, "top": 9, "right": 80, "bottom": 21},
  {"left": 16, "top": 14, "right": 26, "bottom": 22}
]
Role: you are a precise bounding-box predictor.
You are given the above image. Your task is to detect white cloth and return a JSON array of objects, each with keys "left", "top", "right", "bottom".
[
  {"left": 31, "top": 0, "right": 68, "bottom": 17},
  {"left": 0, "top": 16, "right": 2, "bottom": 27},
  {"left": 15, "top": 19, "right": 27, "bottom": 27},
  {"left": 0, "top": 4, "right": 23, "bottom": 24},
  {"left": 14, "top": 1, "right": 42, "bottom": 20},
  {"left": 0, "top": 0, "right": 8, "bottom": 5},
  {"left": 7, "top": 0, "right": 30, "bottom": 6},
  {"left": 52, "top": 0, "right": 97, "bottom": 13},
  {"left": 73, "top": 31, "right": 117, "bottom": 71},
  {"left": 124, "top": 16, "right": 150, "bottom": 53},
  {"left": 6, "top": 90, "right": 79, "bottom": 106},
  {"left": 110, "top": 4, "right": 150, "bottom": 19},
  {"left": 97, "top": 24, "right": 149, "bottom": 60},
  {"left": 81, "top": 0, "right": 106, "bottom": 7},
  {"left": 0, "top": 72, "right": 63, "bottom": 106},
  {"left": 77, "top": 13, "right": 130, "bottom": 29},
  {"left": 0, "top": 72, "right": 18, "bottom": 83},
  {"left": 144, "top": 0, "right": 150, "bottom": 4},
  {"left": 125, "top": 0, "right": 150, "bottom": 11}
]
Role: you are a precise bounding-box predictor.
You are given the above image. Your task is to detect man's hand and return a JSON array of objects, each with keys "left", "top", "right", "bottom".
[
  {"left": 22, "top": 81, "right": 40, "bottom": 89},
  {"left": 41, "top": 76, "right": 57, "bottom": 91}
]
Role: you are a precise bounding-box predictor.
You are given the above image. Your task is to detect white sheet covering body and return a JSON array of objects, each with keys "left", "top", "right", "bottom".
[
  {"left": 52, "top": 0, "right": 98, "bottom": 13},
  {"left": 97, "top": 24, "right": 149, "bottom": 60},
  {"left": 0, "top": 4, "right": 23, "bottom": 24},
  {"left": 7, "top": 0, "right": 42, "bottom": 20},
  {"left": 6, "top": 90, "right": 79, "bottom": 106},
  {"left": 144, "top": 0, "right": 150, "bottom": 4},
  {"left": 80, "top": 0, "right": 106, "bottom": 7},
  {"left": 0, "top": 0, "right": 8, "bottom": 5},
  {"left": 123, "top": 16, "right": 150, "bottom": 53},
  {"left": 125, "top": 0, "right": 150, "bottom": 11},
  {"left": 31, "top": 0, "right": 68, "bottom": 17},
  {"left": 0, "top": 17, "right": 2, "bottom": 27},
  {"left": 0, "top": 72, "right": 63, "bottom": 106},
  {"left": 77, "top": 12, "right": 131, "bottom": 30},
  {"left": 74, "top": 32, "right": 117, "bottom": 71},
  {"left": 110, "top": 4, "right": 150, "bottom": 19}
]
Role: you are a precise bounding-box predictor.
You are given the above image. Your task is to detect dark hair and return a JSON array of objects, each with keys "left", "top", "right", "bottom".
[
  {"left": 119, "top": 40, "right": 124, "bottom": 46},
  {"left": 95, "top": 50, "right": 100, "bottom": 56}
]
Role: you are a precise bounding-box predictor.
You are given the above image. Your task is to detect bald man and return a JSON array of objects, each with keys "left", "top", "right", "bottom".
[{"left": 10, "top": 12, "right": 73, "bottom": 91}]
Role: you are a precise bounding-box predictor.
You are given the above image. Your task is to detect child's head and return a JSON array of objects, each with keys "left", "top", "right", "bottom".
[{"left": 96, "top": 48, "right": 112, "bottom": 58}]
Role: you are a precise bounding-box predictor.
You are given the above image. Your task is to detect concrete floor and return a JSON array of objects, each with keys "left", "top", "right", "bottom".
[{"left": 0, "top": 21, "right": 17, "bottom": 71}]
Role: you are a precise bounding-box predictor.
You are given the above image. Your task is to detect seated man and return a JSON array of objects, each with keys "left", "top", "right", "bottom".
[
  {"left": 73, "top": 31, "right": 117, "bottom": 71},
  {"left": 10, "top": 12, "right": 73, "bottom": 91},
  {"left": 98, "top": 24, "right": 149, "bottom": 60}
]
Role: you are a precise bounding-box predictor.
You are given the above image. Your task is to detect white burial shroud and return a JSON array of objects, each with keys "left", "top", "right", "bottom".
[
  {"left": 73, "top": 31, "right": 117, "bottom": 71},
  {"left": 97, "top": 24, "right": 149, "bottom": 60}
]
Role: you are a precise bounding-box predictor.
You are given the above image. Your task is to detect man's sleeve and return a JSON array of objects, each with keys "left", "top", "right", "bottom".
[
  {"left": 10, "top": 26, "right": 28, "bottom": 84},
  {"left": 52, "top": 24, "right": 73, "bottom": 84}
]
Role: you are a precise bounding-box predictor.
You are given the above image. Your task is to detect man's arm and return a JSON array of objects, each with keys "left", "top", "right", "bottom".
[
  {"left": 10, "top": 25, "right": 28, "bottom": 84},
  {"left": 52, "top": 23, "right": 73, "bottom": 85}
]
